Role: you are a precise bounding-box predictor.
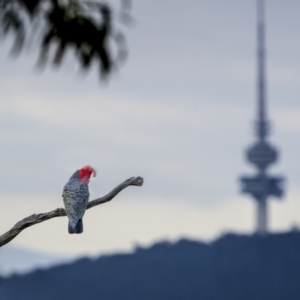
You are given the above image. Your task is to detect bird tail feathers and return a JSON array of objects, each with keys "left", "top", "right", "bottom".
[{"left": 68, "top": 219, "right": 83, "bottom": 234}]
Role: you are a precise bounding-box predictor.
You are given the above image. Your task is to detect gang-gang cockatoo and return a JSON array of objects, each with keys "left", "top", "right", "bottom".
[{"left": 62, "top": 166, "right": 96, "bottom": 234}]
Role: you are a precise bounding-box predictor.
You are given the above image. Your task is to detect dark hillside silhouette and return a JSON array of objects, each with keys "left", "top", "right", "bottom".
[{"left": 2, "top": 231, "right": 300, "bottom": 300}]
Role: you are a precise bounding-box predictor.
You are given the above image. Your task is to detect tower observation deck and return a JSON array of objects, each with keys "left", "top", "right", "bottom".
[{"left": 240, "top": 0, "right": 285, "bottom": 235}]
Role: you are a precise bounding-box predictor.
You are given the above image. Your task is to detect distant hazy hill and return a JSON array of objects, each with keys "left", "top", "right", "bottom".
[
  {"left": 2, "top": 232, "right": 300, "bottom": 300},
  {"left": 0, "top": 246, "right": 70, "bottom": 276}
]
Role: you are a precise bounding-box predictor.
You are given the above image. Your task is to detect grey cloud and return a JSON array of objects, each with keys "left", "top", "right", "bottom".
[{"left": 0, "top": 0, "right": 299, "bottom": 210}]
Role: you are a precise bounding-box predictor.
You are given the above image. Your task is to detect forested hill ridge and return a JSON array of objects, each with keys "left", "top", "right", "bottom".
[{"left": 2, "top": 231, "right": 300, "bottom": 300}]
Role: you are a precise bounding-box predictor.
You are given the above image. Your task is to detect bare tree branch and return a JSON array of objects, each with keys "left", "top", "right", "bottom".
[{"left": 0, "top": 176, "right": 144, "bottom": 248}]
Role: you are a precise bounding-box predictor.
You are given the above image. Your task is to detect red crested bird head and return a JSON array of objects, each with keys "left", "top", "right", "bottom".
[{"left": 79, "top": 166, "right": 97, "bottom": 182}]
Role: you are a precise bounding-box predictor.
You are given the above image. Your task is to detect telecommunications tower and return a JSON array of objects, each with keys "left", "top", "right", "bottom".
[{"left": 240, "top": 0, "right": 285, "bottom": 235}]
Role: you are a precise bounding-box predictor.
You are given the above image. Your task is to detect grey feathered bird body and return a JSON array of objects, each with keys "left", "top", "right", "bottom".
[{"left": 62, "top": 170, "right": 90, "bottom": 234}]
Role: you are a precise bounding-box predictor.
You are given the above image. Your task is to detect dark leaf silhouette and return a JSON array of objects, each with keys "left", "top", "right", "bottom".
[{"left": 0, "top": 0, "right": 131, "bottom": 80}]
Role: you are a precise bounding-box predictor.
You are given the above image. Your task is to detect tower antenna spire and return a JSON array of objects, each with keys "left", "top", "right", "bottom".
[
  {"left": 240, "top": 0, "right": 284, "bottom": 235},
  {"left": 257, "top": 0, "right": 267, "bottom": 140}
]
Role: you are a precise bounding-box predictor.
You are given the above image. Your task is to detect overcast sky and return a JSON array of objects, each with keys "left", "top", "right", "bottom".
[{"left": 1, "top": 0, "right": 300, "bottom": 274}]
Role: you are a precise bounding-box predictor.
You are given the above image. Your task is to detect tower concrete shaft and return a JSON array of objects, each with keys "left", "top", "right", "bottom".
[{"left": 257, "top": 196, "right": 267, "bottom": 235}]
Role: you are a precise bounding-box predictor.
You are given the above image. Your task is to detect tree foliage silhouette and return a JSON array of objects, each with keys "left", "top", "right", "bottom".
[{"left": 0, "top": 0, "right": 131, "bottom": 79}]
